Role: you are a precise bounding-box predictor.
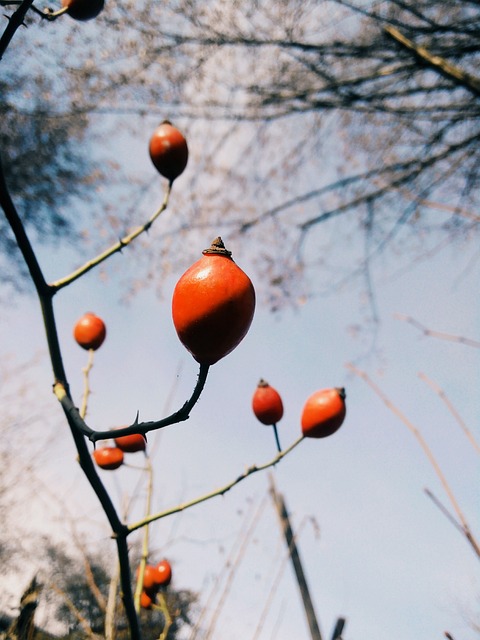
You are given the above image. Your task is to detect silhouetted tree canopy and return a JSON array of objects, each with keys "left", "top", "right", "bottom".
[{"left": 6, "top": 543, "right": 198, "bottom": 639}]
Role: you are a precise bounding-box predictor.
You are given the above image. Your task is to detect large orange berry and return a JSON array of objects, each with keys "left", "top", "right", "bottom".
[
  {"left": 301, "top": 388, "right": 346, "bottom": 438},
  {"left": 172, "top": 238, "right": 255, "bottom": 365}
]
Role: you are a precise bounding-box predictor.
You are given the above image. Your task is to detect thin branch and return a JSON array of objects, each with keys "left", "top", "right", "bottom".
[
  {"left": 0, "top": 154, "right": 50, "bottom": 296},
  {"left": 1, "top": 170, "right": 139, "bottom": 632},
  {"left": 50, "top": 583, "right": 98, "bottom": 640},
  {"left": 424, "top": 488, "right": 465, "bottom": 535},
  {"left": 419, "top": 372, "right": 480, "bottom": 455},
  {"left": 300, "top": 133, "right": 480, "bottom": 231},
  {"left": 240, "top": 160, "right": 410, "bottom": 233},
  {"left": 80, "top": 349, "right": 95, "bottom": 420},
  {"left": 188, "top": 501, "right": 264, "bottom": 640},
  {"left": 390, "top": 187, "right": 480, "bottom": 223},
  {"left": 157, "top": 591, "right": 173, "bottom": 640},
  {"left": 71, "top": 527, "right": 107, "bottom": 614},
  {"left": 105, "top": 563, "right": 120, "bottom": 640},
  {"left": 134, "top": 454, "right": 154, "bottom": 613},
  {"left": 272, "top": 424, "right": 282, "bottom": 453},
  {"left": 395, "top": 314, "right": 480, "bottom": 348},
  {"left": 252, "top": 514, "right": 309, "bottom": 640},
  {"left": 244, "top": 121, "right": 473, "bottom": 230},
  {"left": 50, "top": 182, "right": 172, "bottom": 292},
  {"left": 204, "top": 495, "right": 268, "bottom": 640},
  {"left": 346, "top": 363, "right": 480, "bottom": 559},
  {"left": 127, "top": 436, "right": 305, "bottom": 533}
]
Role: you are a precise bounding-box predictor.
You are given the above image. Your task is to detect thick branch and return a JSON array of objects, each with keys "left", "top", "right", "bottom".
[
  {"left": 0, "top": 155, "right": 70, "bottom": 386},
  {"left": 0, "top": 0, "right": 34, "bottom": 60},
  {"left": 1, "top": 147, "right": 142, "bottom": 640},
  {"left": 61, "top": 406, "right": 141, "bottom": 639},
  {"left": 0, "top": 154, "right": 49, "bottom": 295}
]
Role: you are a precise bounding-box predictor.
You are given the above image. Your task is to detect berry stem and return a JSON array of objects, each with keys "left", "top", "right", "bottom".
[{"left": 272, "top": 424, "right": 282, "bottom": 453}]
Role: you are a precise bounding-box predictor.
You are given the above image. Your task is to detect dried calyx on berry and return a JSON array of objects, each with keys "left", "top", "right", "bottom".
[{"left": 202, "top": 236, "right": 233, "bottom": 257}]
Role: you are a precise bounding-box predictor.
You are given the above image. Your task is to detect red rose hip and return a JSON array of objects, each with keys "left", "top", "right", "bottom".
[
  {"left": 73, "top": 312, "right": 106, "bottom": 351},
  {"left": 172, "top": 237, "right": 255, "bottom": 365},
  {"left": 301, "top": 387, "right": 346, "bottom": 438},
  {"left": 61, "top": 0, "right": 105, "bottom": 21},
  {"left": 149, "top": 121, "right": 188, "bottom": 183},
  {"left": 93, "top": 446, "right": 124, "bottom": 470},
  {"left": 252, "top": 379, "right": 284, "bottom": 425}
]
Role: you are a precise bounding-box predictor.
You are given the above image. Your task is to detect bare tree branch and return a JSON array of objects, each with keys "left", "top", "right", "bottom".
[
  {"left": 419, "top": 372, "right": 480, "bottom": 454},
  {"left": 346, "top": 363, "right": 480, "bottom": 559},
  {"left": 395, "top": 314, "right": 480, "bottom": 348},
  {"left": 384, "top": 25, "right": 480, "bottom": 97}
]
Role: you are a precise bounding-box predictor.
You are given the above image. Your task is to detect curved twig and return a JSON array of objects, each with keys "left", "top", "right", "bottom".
[{"left": 53, "top": 363, "right": 210, "bottom": 443}]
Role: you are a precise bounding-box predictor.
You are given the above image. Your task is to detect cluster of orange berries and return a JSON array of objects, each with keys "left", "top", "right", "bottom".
[{"left": 136, "top": 560, "right": 172, "bottom": 609}]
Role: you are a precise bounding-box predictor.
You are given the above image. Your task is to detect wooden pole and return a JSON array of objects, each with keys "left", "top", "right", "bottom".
[{"left": 269, "top": 474, "right": 323, "bottom": 640}]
